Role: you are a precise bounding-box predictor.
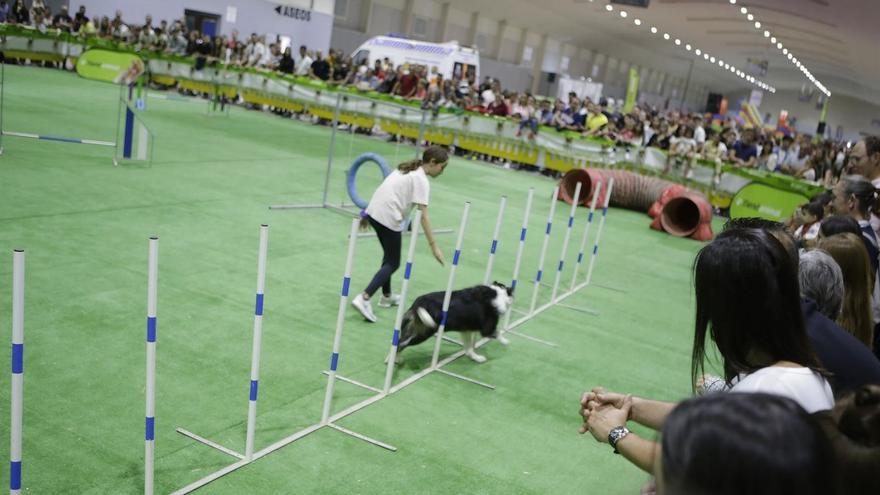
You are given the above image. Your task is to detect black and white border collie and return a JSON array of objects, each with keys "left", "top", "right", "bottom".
[{"left": 396, "top": 282, "right": 513, "bottom": 363}]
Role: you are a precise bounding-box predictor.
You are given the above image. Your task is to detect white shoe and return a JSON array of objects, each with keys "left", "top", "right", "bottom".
[
  {"left": 465, "top": 349, "right": 487, "bottom": 363},
  {"left": 351, "top": 294, "right": 377, "bottom": 323},
  {"left": 378, "top": 294, "right": 401, "bottom": 308}
]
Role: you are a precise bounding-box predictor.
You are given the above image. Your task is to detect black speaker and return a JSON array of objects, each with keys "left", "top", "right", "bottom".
[
  {"left": 547, "top": 72, "right": 556, "bottom": 83},
  {"left": 706, "top": 93, "right": 723, "bottom": 114},
  {"left": 816, "top": 122, "right": 827, "bottom": 135}
]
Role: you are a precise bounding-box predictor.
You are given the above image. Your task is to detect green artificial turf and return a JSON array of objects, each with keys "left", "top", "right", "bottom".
[{"left": 0, "top": 65, "right": 715, "bottom": 494}]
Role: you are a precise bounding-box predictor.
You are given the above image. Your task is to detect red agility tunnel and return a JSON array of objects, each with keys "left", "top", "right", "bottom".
[{"left": 558, "top": 169, "right": 714, "bottom": 241}]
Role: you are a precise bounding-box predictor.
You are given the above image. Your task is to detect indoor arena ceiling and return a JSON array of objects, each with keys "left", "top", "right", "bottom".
[{"left": 441, "top": 0, "right": 880, "bottom": 103}]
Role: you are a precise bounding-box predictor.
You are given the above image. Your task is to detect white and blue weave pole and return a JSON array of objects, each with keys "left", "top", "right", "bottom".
[
  {"left": 527, "top": 187, "right": 560, "bottom": 315},
  {"left": 549, "top": 182, "right": 582, "bottom": 303},
  {"left": 482, "top": 197, "right": 506, "bottom": 285},
  {"left": 321, "top": 218, "right": 360, "bottom": 424},
  {"left": 10, "top": 250, "right": 24, "bottom": 495},
  {"left": 585, "top": 178, "right": 615, "bottom": 286},
  {"left": 145, "top": 237, "right": 158, "bottom": 495},
  {"left": 431, "top": 203, "right": 470, "bottom": 368},
  {"left": 569, "top": 181, "right": 603, "bottom": 293},
  {"left": 245, "top": 225, "right": 270, "bottom": 460},
  {"left": 502, "top": 188, "right": 534, "bottom": 332},
  {"left": 383, "top": 209, "right": 422, "bottom": 394}
]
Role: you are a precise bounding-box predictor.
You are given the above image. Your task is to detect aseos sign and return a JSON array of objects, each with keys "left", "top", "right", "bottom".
[{"left": 274, "top": 5, "right": 311, "bottom": 22}]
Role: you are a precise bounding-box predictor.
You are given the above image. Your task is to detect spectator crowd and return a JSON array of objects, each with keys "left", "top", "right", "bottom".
[{"left": 1, "top": 2, "right": 854, "bottom": 187}]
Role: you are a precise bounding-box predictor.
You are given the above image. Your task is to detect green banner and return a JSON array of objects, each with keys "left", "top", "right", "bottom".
[
  {"left": 730, "top": 182, "right": 809, "bottom": 222},
  {"left": 623, "top": 67, "right": 639, "bottom": 113},
  {"left": 819, "top": 98, "right": 830, "bottom": 123},
  {"left": 76, "top": 49, "right": 143, "bottom": 83}
]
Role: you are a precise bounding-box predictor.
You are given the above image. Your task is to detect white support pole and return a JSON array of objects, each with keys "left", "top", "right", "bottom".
[
  {"left": 503, "top": 188, "right": 534, "bottom": 332},
  {"left": 431, "top": 203, "right": 471, "bottom": 368},
  {"left": 245, "top": 225, "right": 270, "bottom": 460},
  {"left": 145, "top": 237, "right": 158, "bottom": 495},
  {"left": 482, "top": 196, "right": 507, "bottom": 285},
  {"left": 549, "top": 182, "right": 582, "bottom": 303},
  {"left": 383, "top": 209, "right": 422, "bottom": 394},
  {"left": 10, "top": 250, "right": 24, "bottom": 495},
  {"left": 569, "top": 182, "right": 603, "bottom": 293},
  {"left": 321, "top": 218, "right": 360, "bottom": 424},
  {"left": 586, "top": 178, "right": 615, "bottom": 286},
  {"left": 528, "top": 187, "right": 560, "bottom": 315}
]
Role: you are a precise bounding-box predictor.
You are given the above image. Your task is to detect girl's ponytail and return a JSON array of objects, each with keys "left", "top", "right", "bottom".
[{"left": 397, "top": 159, "right": 422, "bottom": 173}]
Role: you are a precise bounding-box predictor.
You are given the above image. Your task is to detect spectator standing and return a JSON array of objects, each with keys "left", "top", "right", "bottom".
[
  {"left": 847, "top": 136, "right": 880, "bottom": 238},
  {"left": 295, "top": 46, "right": 313, "bottom": 76},
  {"left": 818, "top": 233, "right": 876, "bottom": 348},
  {"left": 52, "top": 5, "right": 72, "bottom": 32},
  {"left": 0, "top": 1, "right": 9, "bottom": 23},
  {"left": 12, "top": 0, "right": 28, "bottom": 25},
  {"left": 277, "top": 47, "right": 294, "bottom": 74},
  {"left": 309, "top": 50, "right": 331, "bottom": 81}
]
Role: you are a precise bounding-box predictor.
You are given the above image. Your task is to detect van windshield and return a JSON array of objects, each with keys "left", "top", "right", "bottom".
[{"left": 353, "top": 50, "right": 370, "bottom": 67}]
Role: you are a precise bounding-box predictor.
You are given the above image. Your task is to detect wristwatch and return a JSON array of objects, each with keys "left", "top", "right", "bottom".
[{"left": 608, "top": 426, "right": 630, "bottom": 454}]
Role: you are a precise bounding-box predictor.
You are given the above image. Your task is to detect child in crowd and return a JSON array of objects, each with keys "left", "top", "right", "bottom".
[
  {"left": 664, "top": 125, "right": 697, "bottom": 177},
  {"left": 792, "top": 201, "right": 825, "bottom": 246}
]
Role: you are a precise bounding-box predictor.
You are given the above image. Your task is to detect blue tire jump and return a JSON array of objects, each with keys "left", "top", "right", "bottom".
[{"left": 347, "top": 152, "right": 392, "bottom": 209}]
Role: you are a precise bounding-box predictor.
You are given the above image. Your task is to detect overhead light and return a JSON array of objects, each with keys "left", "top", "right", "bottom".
[
  {"left": 783, "top": 48, "right": 789, "bottom": 54},
  {"left": 663, "top": 33, "right": 670, "bottom": 40},
  {"left": 764, "top": 30, "right": 770, "bottom": 37},
  {"left": 710, "top": 56, "right": 716, "bottom": 63},
  {"left": 619, "top": 10, "right": 628, "bottom": 18},
  {"left": 777, "top": 42, "right": 783, "bottom": 49},
  {"left": 747, "top": 13, "right": 754, "bottom": 21},
  {"left": 703, "top": 53, "right": 709, "bottom": 60},
  {"left": 634, "top": 19, "right": 641, "bottom": 26},
  {"left": 754, "top": 21, "right": 761, "bottom": 28},
  {"left": 605, "top": 4, "right": 613, "bottom": 11},
  {"left": 718, "top": 60, "right": 724, "bottom": 66},
  {"left": 771, "top": 36, "right": 777, "bottom": 43},
  {"left": 730, "top": 0, "right": 736, "bottom": 4},
  {"left": 674, "top": 38, "right": 681, "bottom": 45},
  {"left": 695, "top": 48, "right": 702, "bottom": 55},
  {"left": 740, "top": 7, "right": 748, "bottom": 14},
  {"left": 685, "top": 44, "right": 692, "bottom": 50},
  {"left": 724, "top": 63, "right": 730, "bottom": 69},
  {"left": 650, "top": 26, "right": 658, "bottom": 33}
]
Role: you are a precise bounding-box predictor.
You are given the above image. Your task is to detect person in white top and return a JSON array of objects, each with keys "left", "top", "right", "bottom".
[
  {"left": 577, "top": 227, "right": 833, "bottom": 475},
  {"left": 351, "top": 146, "right": 448, "bottom": 323},
  {"left": 295, "top": 45, "right": 313, "bottom": 76}
]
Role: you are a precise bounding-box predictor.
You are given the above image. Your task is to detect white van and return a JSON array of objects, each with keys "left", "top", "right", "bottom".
[{"left": 351, "top": 35, "right": 480, "bottom": 81}]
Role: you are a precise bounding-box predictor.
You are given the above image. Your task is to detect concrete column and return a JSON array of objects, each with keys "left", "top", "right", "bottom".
[
  {"left": 467, "top": 11, "right": 479, "bottom": 47},
  {"left": 515, "top": 27, "right": 528, "bottom": 65},
  {"left": 529, "top": 33, "right": 548, "bottom": 95},
  {"left": 492, "top": 19, "right": 506, "bottom": 60},
  {"left": 401, "top": 0, "right": 415, "bottom": 37},
  {"left": 362, "top": 0, "right": 374, "bottom": 34},
  {"left": 437, "top": 2, "right": 451, "bottom": 42}
]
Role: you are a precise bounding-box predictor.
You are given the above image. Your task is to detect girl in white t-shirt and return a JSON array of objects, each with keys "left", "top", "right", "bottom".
[{"left": 351, "top": 146, "right": 448, "bottom": 323}]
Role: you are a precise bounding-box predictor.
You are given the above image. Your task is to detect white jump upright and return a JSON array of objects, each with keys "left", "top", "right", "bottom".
[
  {"left": 145, "top": 237, "right": 158, "bottom": 495},
  {"left": 548, "top": 182, "right": 582, "bottom": 305},
  {"left": 569, "top": 182, "right": 603, "bottom": 293},
  {"left": 10, "top": 249, "right": 24, "bottom": 495},
  {"left": 431, "top": 203, "right": 470, "bottom": 368},
  {"left": 321, "top": 218, "right": 360, "bottom": 424},
  {"left": 245, "top": 225, "right": 270, "bottom": 460},
  {"left": 383, "top": 209, "right": 423, "bottom": 394},
  {"left": 502, "top": 188, "right": 533, "bottom": 333},
  {"left": 527, "top": 187, "right": 560, "bottom": 315},
  {"left": 584, "top": 178, "right": 615, "bottom": 287},
  {"left": 482, "top": 196, "right": 507, "bottom": 284}
]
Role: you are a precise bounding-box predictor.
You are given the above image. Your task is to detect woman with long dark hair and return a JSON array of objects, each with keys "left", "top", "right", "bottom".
[
  {"left": 351, "top": 146, "right": 448, "bottom": 323},
  {"left": 579, "top": 228, "right": 833, "bottom": 473}
]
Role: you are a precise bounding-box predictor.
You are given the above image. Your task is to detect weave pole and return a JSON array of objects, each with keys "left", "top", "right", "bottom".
[
  {"left": 321, "top": 218, "right": 360, "bottom": 424},
  {"left": 145, "top": 237, "right": 158, "bottom": 495},
  {"left": 527, "top": 187, "right": 560, "bottom": 315},
  {"left": 431, "top": 203, "right": 470, "bottom": 368},
  {"left": 244, "top": 225, "right": 269, "bottom": 460},
  {"left": 568, "top": 183, "right": 603, "bottom": 293},
  {"left": 502, "top": 188, "right": 533, "bottom": 332},
  {"left": 549, "top": 182, "right": 582, "bottom": 304},
  {"left": 10, "top": 250, "right": 24, "bottom": 495},
  {"left": 383, "top": 209, "right": 422, "bottom": 394},
  {"left": 482, "top": 196, "right": 507, "bottom": 284},
  {"left": 585, "top": 178, "right": 615, "bottom": 287}
]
